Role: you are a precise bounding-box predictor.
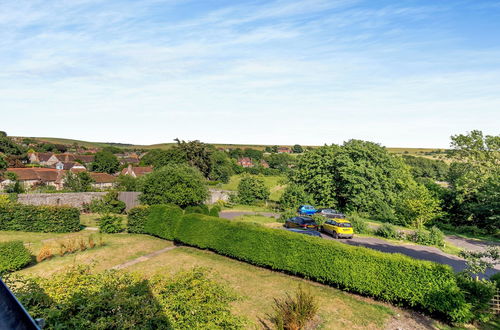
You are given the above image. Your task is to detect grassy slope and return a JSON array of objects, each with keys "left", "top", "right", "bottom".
[{"left": 220, "top": 174, "right": 286, "bottom": 201}]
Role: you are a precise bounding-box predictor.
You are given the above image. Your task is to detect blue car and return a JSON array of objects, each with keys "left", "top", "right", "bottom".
[{"left": 297, "top": 205, "right": 317, "bottom": 215}]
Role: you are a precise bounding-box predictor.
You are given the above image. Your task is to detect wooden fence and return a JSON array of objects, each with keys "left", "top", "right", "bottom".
[{"left": 491, "top": 289, "right": 500, "bottom": 314}]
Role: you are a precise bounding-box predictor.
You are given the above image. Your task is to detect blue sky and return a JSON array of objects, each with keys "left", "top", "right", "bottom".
[{"left": 1, "top": 0, "right": 499, "bottom": 147}]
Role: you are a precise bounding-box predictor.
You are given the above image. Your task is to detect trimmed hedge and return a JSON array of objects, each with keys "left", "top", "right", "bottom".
[
  {"left": 0, "top": 241, "right": 32, "bottom": 273},
  {"left": 0, "top": 204, "right": 80, "bottom": 233},
  {"left": 127, "top": 205, "right": 151, "bottom": 233},
  {"left": 128, "top": 206, "right": 472, "bottom": 322}
]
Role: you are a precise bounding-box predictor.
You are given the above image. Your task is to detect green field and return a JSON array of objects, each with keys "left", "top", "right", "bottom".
[{"left": 220, "top": 174, "right": 286, "bottom": 201}]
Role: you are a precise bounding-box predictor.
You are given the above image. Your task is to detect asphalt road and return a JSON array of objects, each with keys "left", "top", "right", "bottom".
[{"left": 220, "top": 211, "right": 499, "bottom": 278}]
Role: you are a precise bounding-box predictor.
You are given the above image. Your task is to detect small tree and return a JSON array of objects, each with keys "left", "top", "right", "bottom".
[
  {"left": 237, "top": 175, "right": 269, "bottom": 205},
  {"left": 292, "top": 144, "right": 303, "bottom": 153},
  {"left": 279, "top": 183, "right": 313, "bottom": 210},
  {"left": 140, "top": 164, "right": 209, "bottom": 207},
  {"left": 91, "top": 151, "right": 120, "bottom": 174},
  {"left": 64, "top": 172, "right": 94, "bottom": 192}
]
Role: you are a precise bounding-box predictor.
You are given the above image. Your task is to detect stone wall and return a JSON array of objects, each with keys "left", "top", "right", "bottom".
[{"left": 17, "top": 192, "right": 107, "bottom": 209}]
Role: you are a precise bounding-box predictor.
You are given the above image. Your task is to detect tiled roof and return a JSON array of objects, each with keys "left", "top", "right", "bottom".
[
  {"left": 31, "top": 152, "right": 54, "bottom": 162},
  {"left": 121, "top": 166, "right": 153, "bottom": 177},
  {"left": 90, "top": 172, "right": 116, "bottom": 183},
  {"left": 5, "top": 168, "right": 60, "bottom": 182}
]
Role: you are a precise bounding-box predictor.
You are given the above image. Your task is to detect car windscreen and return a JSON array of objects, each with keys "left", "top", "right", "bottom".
[
  {"left": 337, "top": 223, "right": 352, "bottom": 227},
  {"left": 301, "top": 219, "right": 316, "bottom": 224}
]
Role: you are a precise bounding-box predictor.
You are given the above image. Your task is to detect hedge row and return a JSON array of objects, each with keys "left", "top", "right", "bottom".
[
  {"left": 0, "top": 204, "right": 80, "bottom": 233},
  {"left": 0, "top": 241, "right": 32, "bottom": 274},
  {"left": 128, "top": 205, "right": 473, "bottom": 322}
]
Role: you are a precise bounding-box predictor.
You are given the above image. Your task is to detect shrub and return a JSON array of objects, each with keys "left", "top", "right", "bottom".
[
  {"left": 209, "top": 205, "right": 221, "bottom": 217},
  {"left": 37, "top": 245, "right": 53, "bottom": 263},
  {"left": 278, "top": 184, "right": 313, "bottom": 211},
  {"left": 279, "top": 209, "right": 297, "bottom": 223},
  {"left": 408, "top": 227, "right": 445, "bottom": 247},
  {"left": 10, "top": 266, "right": 171, "bottom": 329},
  {"left": 375, "top": 223, "right": 400, "bottom": 239},
  {"left": 456, "top": 274, "right": 497, "bottom": 322},
  {"left": 99, "top": 215, "right": 124, "bottom": 234},
  {"left": 236, "top": 175, "right": 270, "bottom": 205},
  {"left": 267, "top": 286, "right": 318, "bottom": 330},
  {"left": 184, "top": 204, "right": 210, "bottom": 215},
  {"left": 89, "top": 191, "right": 126, "bottom": 214},
  {"left": 0, "top": 241, "right": 32, "bottom": 274},
  {"left": 154, "top": 267, "right": 245, "bottom": 329},
  {"left": 140, "top": 164, "right": 209, "bottom": 207},
  {"left": 127, "top": 205, "right": 151, "bottom": 233},
  {"left": 136, "top": 209, "right": 471, "bottom": 322},
  {"left": 0, "top": 204, "right": 80, "bottom": 232},
  {"left": 490, "top": 273, "right": 500, "bottom": 288},
  {"left": 347, "top": 213, "right": 369, "bottom": 234}
]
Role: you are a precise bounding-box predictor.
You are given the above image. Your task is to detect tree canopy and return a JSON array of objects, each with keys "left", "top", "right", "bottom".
[
  {"left": 91, "top": 151, "right": 120, "bottom": 174},
  {"left": 140, "top": 164, "right": 209, "bottom": 207}
]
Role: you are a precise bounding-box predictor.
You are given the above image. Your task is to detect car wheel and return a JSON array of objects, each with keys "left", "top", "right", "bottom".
[{"left": 333, "top": 232, "right": 338, "bottom": 239}]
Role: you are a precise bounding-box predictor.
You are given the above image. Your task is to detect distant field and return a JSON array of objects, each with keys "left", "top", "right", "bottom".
[{"left": 19, "top": 136, "right": 447, "bottom": 156}]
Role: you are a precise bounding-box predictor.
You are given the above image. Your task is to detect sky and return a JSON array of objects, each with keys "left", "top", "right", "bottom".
[{"left": 1, "top": 0, "right": 499, "bottom": 148}]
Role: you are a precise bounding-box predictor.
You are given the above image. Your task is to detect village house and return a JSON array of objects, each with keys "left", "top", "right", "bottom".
[
  {"left": 28, "top": 152, "right": 59, "bottom": 166},
  {"left": 89, "top": 172, "right": 116, "bottom": 190},
  {"left": 237, "top": 157, "right": 253, "bottom": 168},
  {"left": 53, "top": 161, "right": 86, "bottom": 171},
  {"left": 277, "top": 147, "right": 292, "bottom": 154},
  {"left": 121, "top": 165, "right": 153, "bottom": 177},
  {"left": 0, "top": 168, "right": 65, "bottom": 190}
]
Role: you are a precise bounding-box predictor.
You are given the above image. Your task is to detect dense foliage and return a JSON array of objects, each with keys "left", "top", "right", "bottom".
[
  {"left": 278, "top": 183, "right": 313, "bottom": 210},
  {"left": 128, "top": 206, "right": 472, "bottom": 322},
  {"left": 116, "top": 174, "right": 144, "bottom": 191},
  {"left": 140, "top": 164, "right": 209, "bottom": 207},
  {"left": 141, "top": 148, "right": 187, "bottom": 168},
  {"left": 91, "top": 150, "right": 120, "bottom": 174},
  {"left": 10, "top": 266, "right": 244, "bottom": 330},
  {"left": 290, "top": 140, "right": 441, "bottom": 227},
  {"left": 89, "top": 191, "right": 126, "bottom": 214},
  {"left": 127, "top": 205, "right": 151, "bottom": 233},
  {"left": 99, "top": 215, "right": 124, "bottom": 233},
  {"left": 403, "top": 155, "right": 449, "bottom": 181},
  {"left": 0, "top": 241, "right": 32, "bottom": 274},
  {"left": 236, "top": 175, "right": 270, "bottom": 205},
  {"left": 444, "top": 130, "right": 500, "bottom": 235},
  {"left": 64, "top": 171, "right": 94, "bottom": 192},
  {"left": 0, "top": 204, "right": 80, "bottom": 232}
]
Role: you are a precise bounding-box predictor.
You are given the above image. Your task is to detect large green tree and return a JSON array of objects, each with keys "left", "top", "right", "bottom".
[
  {"left": 140, "top": 164, "right": 208, "bottom": 207},
  {"left": 64, "top": 172, "right": 94, "bottom": 192},
  {"left": 290, "top": 140, "right": 440, "bottom": 225},
  {"left": 236, "top": 175, "right": 270, "bottom": 205},
  {"left": 209, "top": 151, "right": 234, "bottom": 183},
  {"left": 446, "top": 130, "right": 500, "bottom": 232},
  {"left": 91, "top": 151, "right": 120, "bottom": 174},
  {"left": 141, "top": 148, "right": 187, "bottom": 168}
]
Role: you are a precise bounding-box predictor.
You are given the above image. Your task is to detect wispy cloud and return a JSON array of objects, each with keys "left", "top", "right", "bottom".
[{"left": 0, "top": 0, "right": 499, "bottom": 147}]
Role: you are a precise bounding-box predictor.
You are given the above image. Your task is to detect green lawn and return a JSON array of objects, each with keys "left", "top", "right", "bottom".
[{"left": 220, "top": 174, "right": 286, "bottom": 201}]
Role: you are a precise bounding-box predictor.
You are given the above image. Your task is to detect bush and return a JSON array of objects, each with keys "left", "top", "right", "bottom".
[
  {"left": 268, "top": 286, "right": 318, "bottom": 329},
  {"left": 134, "top": 208, "right": 472, "bottom": 322},
  {"left": 0, "top": 204, "right": 80, "bottom": 232},
  {"left": 408, "top": 227, "right": 445, "bottom": 247},
  {"left": 278, "top": 184, "right": 313, "bottom": 211},
  {"left": 184, "top": 204, "right": 210, "bottom": 215},
  {"left": 209, "top": 205, "right": 221, "bottom": 217},
  {"left": 236, "top": 175, "right": 270, "bottom": 205},
  {"left": 127, "top": 205, "right": 151, "bottom": 233},
  {"left": 10, "top": 266, "right": 171, "bottom": 329},
  {"left": 375, "top": 223, "right": 400, "bottom": 239},
  {"left": 89, "top": 191, "right": 126, "bottom": 214},
  {"left": 490, "top": 272, "right": 500, "bottom": 288},
  {"left": 140, "top": 164, "right": 209, "bottom": 207},
  {"left": 456, "top": 274, "right": 497, "bottom": 322},
  {"left": 279, "top": 209, "right": 297, "bottom": 223},
  {"left": 154, "top": 267, "right": 245, "bottom": 329},
  {"left": 347, "top": 213, "right": 369, "bottom": 234},
  {"left": 99, "top": 215, "right": 124, "bottom": 234},
  {"left": 0, "top": 241, "right": 32, "bottom": 274}
]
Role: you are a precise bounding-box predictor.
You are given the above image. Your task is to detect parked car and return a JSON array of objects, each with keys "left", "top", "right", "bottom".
[
  {"left": 297, "top": 205, "right": 317, "bottom": 215},
  {"left": 321, "top": 218, "right": 354, "bottom": 238},
  {"left": 316, "top": 208, "right": 346, "bottom": 219},
  {"left": 285, "top": 216, "right": 319, "bottom": 230},
  {"left": 285, "top": 228, "right": 322, "bottom": 237}
]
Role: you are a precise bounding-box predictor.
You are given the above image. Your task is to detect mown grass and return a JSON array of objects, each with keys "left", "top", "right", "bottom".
[{"left": 1, "top": 231, "right": 172, "bottom": 277}]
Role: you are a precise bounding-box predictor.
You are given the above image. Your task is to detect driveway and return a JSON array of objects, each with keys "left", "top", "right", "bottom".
[{"left": 220, "top": 211, "right": 499, "bottom": 278}]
